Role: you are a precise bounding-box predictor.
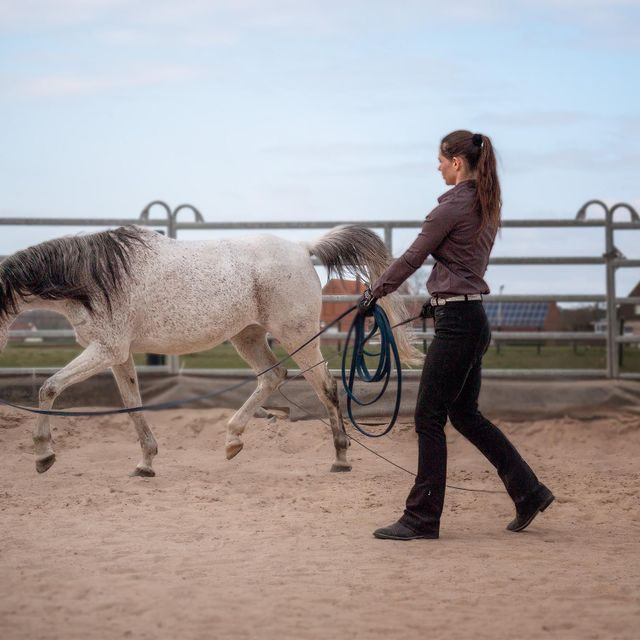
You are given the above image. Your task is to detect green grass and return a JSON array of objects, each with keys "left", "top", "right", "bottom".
[
  {"left": 482, "top": 344, "right": 608, "bottom": 370},
  {"left": 2, "top": 340, "right": 639, "bottom": 373}
]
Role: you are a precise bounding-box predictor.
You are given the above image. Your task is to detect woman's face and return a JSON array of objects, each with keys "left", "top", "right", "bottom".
[{"left": 437, "top": 152, "right": 457, "bottom": 186}]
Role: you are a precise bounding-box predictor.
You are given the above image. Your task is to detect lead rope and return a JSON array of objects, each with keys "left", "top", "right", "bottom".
[
  {"left": 277, "top": 308, "right": 502, "bottom": 493},
  {"left": 2, "top": 303, "right": 500, "bottom": 493},
  {"left": 341, "top": 305, "right": 402, "bottom": 437},
  {"left": 277, "top": 355, "right": 502, "bottom": 494},
  {"left": 0, "top": 305, "right": 360, "bottom": 417}
]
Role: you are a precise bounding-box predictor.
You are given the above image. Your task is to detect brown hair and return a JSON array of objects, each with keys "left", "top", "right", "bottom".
[{"left": 440, "top": 130, "right": 501, "bottom": 229}]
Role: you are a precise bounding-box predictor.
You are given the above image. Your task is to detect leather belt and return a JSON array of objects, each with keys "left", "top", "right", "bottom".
[{"left": 430, "top": 294, "right": 483, "bottom": 306}]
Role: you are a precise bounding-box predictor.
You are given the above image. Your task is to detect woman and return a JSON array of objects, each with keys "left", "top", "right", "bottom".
[{"left": 359, "top": 130, "right": 554, "bottom": 540}]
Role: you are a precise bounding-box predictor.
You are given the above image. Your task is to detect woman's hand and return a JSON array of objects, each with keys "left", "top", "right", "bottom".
[{"left": 358, "top": 288, "right": 378, "bottom": 316}]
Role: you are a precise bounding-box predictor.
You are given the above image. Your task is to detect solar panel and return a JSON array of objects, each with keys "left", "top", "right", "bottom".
[{"left": 484, "top": 302, "right": 549, "bottom": 327}]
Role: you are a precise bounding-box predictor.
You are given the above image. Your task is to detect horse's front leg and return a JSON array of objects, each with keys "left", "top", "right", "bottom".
[
  {"left": 34, "top": 342, "right": 119, "bottom": 473},
  {"left": 111, "top": 355, "right": 158, "bottom": 477}
]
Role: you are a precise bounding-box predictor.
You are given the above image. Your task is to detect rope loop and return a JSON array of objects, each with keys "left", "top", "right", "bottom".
[{"left": 341, "top": 305, "right": 402, "bottom": 437}]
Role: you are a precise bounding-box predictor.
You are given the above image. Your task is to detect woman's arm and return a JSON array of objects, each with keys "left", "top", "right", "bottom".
[{"left": 370, "top": 204, "right": 456, "bottom": 298}]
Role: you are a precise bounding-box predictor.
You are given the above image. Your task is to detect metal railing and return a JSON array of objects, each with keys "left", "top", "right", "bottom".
[{"left": 2, "top": 199, "right": 639, "bottom": 379}]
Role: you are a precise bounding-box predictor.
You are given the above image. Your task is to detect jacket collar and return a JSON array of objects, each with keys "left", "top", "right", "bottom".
[{"left": 438, "top": 179, "right": 476, "bottom": 204}]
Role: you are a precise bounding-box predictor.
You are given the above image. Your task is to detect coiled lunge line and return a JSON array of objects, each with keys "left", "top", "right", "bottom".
[{"left": 341, "top": 305, "right": 403, "bottom": 437}]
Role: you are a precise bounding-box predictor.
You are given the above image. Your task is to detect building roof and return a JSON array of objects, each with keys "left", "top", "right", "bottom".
[
  {"left": 620, "top": 281, "right": 640, "bottom": 321},
  {"left": 322, "top": 278, "right": 366, "bottom": 295},
  {"left": 484, "top": 302, "right": 550, "bottom": 328}
]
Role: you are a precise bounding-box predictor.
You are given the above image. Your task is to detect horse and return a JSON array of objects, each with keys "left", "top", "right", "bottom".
[{"left": 0, "top": 225, "right": 420, "bottom": 477}]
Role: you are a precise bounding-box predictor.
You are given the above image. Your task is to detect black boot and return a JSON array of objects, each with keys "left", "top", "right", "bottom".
[
  {"left": 507, "top": 483, "right": 555, "bottom": 532},
  {"left": 395, "top": 479, "right": 443, "bottom": 538},
  {"left": 373, "top": 521, "right": 438, "bottom": 540}
]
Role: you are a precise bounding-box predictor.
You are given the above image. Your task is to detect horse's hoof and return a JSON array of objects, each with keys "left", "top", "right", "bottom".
[
  {"left": 36, "top": 453, "right": 56, "bottom": 474},
  {"left": 129, "top": 466, "right": 155, "bottom": 477},
  {"left": 225, "top": 442, "right": 244, "bottom": 460},
  {"left": 330, "top": 462, "right": 352, "bottom": 472}
]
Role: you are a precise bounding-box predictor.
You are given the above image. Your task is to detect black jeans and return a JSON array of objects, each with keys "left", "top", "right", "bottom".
[{"left": 400, "top": 301, "right": 541, "bottom": 534}]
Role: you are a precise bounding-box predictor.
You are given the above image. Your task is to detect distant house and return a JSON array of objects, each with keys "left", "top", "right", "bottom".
[
  {"left": 619, "top": 281, "right": 640, "bottom": 336},
  {"left": 8, "top": 320, "right": 35, "bottom": 339},
  {"left": 483, "top": 301, "right": 562, "bottom": 332},
  {"left": 7, "top": 319, "right": 46, "bottom": 343},
  {"left": 2, "top": 254, "right": 72, "bottom": 332},
  {"left": 321, "top": 281, "right": 564, "bottom": 334},
  {"left": 321, "top": 278, "right": 367, "bottom": 329},
  {"left": 592, "top": 319, "right": 634, "bottom": 336},
  {"left": 10, "top": 309, "right": 72, "bottom": 331},
  {"left": 8, "top": 310, "right": 72, "bottom": 344}
]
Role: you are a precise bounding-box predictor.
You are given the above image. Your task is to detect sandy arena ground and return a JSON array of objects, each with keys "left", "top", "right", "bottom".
[{"left": 1, "top": 405, "right": 639, "bottom": 640}]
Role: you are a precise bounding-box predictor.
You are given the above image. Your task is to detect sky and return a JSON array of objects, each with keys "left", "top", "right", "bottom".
[{"left": 1, "top": 0, "right": 639, "bottom": 298}]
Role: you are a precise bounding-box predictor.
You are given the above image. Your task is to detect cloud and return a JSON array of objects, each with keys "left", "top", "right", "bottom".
[
  {"left": 493, "top": 112, "right": 640, "bottom": 174},
  {"left": 476, "top": 111, "right": 595, "bottom": 128},
  {"left": 97, "top": 26, "right": 237, "bottom": 48},
  {"left": 0, "top": 0, "right": 129, "bottom": 29},
  {"left": 504, "top": 147, "right": 640, "bottom": 174},
  {"left": 325, "top": 160, "right": 430, "bottom": 178},
  {"left": 1, "top": 0, "right": 635, "bottom": 35},
  {"left": 265, "top": 141, "right": 429, "bottom": 158},
  {"left": 11, "top": 64, "right": 200, "bottom": 98},
  {"left": 263, "top": 140, "right": 436, "bottom": 179},
  {"left": 530, "top": 0, "right": 638, "bottom": 24},
  {"left": 0, "top": 0, "right": 332, "bottom": 32},
  {"left": 2, "top": 0, "right": 637, "bottom": 62}
]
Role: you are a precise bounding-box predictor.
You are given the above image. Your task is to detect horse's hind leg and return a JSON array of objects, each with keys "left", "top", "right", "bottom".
[
  {"left": 274, "top": 334, "right": 351, "bottom": 472},
  {"left": 111, "top": 355, "right": 158, "bottom": 477},
  {"left": 225, "top": 325, "right": 287, "bottom": 460},
  {"left": 33, "top": 342, "right": 118, "bottom": 473}
]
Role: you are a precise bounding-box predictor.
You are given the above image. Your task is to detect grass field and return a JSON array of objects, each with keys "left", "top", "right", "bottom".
[{"left": 2, "top": 340, "right": 639, "bottom": 373}]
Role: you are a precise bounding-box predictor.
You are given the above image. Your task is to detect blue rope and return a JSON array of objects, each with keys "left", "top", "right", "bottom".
[{"left": 341, "top": 305, "right": 402, "bottom": 437}]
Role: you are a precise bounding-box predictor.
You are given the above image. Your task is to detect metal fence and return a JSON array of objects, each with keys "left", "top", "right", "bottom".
[{"left": 2, "top": 199, "right": 639, "bottom": 379}]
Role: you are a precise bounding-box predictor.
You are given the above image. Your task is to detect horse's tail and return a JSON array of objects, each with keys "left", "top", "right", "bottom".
[{"left": 306, "top": 225, "right": 423, "bottom": 367}]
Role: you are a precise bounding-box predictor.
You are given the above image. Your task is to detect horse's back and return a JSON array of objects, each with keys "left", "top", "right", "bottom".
[
  {"left": 127, "top": 233, "right": 321, "bottom": 353},
  {"left": 147, "top": 233, "right": 315, "bottom": 288}
]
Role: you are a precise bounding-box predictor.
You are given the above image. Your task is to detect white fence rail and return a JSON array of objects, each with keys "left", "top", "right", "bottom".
[{"left": 2, "top": 198, "right": 640, "bottom": 379}]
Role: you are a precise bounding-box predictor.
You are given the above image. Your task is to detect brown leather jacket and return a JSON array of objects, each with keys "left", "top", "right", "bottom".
[{"left": 371, "top": 180, "right": 497, "bottom": 298}]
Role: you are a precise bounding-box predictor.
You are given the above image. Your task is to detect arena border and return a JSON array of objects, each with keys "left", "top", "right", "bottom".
[{"left": 2, "top": 199, "right": 639, "bottom": 378}]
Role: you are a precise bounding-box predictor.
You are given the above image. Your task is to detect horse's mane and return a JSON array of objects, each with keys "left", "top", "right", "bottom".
[{"left": 0, "top": 226, "right": 149, "bottom": 319}]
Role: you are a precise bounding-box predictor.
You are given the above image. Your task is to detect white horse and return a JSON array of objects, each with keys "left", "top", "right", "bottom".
[{"left": 0, "top": 225, "right": 419, "bottom": 476}]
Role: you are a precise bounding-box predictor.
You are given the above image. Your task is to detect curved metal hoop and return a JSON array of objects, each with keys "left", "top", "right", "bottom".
[
  {"left": 609, "top": 202, "right": 639, "bottom": 222},
  {"left": 575, "top": 199, "right": 608, "bottom": 220},
  {"left": 172, "top": 204, "right": 204, "bottom": 223},
  {"left": 138, "top": 200, "right": 172, "bottom": 222}
]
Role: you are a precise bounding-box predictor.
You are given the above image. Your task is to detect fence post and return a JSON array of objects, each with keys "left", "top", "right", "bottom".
[
  {"left": 604, "top": 205, "right": 618, "bottom": 378},
  {"left": 139, "top": 202, "right": 173, "bottom": 371},
  {"left": 167, "top": 204, "right": 205, "bottom": 374},
  {"left": 576, "top": 200, "right": 614, "bottom": 377},
  {"left": 607, "top": 203, "right": 640, "bottom": 378},
  {"left": 383, "top": 223, "right": 393, "bottom": 254}
]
